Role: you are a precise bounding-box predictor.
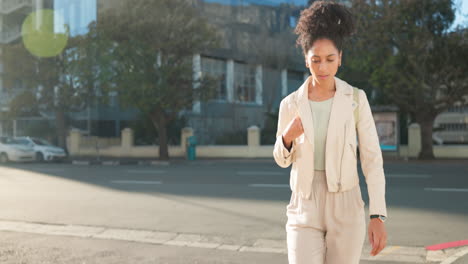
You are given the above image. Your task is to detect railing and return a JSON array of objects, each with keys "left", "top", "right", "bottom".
[
  {"left": 439, "top": 123, "right": 468, "bottom": 131},
  {"left": 0, "top": 25, "right": 21, "bottom": 43},
  {"left": 0, "top": 91, "right": 14, "bottom": 111},
  {"left": 0, "top": 0, "right": 31, "bottom": 14},
  {"left": 447, "top": 105, "right": 468, "bottom": 113},
  {"left": 434, "top": 122, "right": 468, "bottom": 143}
]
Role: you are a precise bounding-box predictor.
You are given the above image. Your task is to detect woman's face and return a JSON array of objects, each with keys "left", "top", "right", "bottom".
[{"left": 305, "top": 38, "right": 342, "bottom": 86}]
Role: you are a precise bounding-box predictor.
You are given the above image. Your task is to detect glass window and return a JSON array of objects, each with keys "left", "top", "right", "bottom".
[
  {"left": 289, "top": 16, "right": 297, "bottom": 28},
  {"left": 0, "top": 137, "right": 24, "bottom": 144},
  {"left": 54, "top": 0, "right": 97, "bottom": 37},
  {"left": 234, "top": 62, "right": 256, "bottom": 103},
  {"left": 32, "top": 138, "right": 52, "bottom": 146},
  {"left": 201, "top": 57, "right": 227, "bottom": 101},
  {"left": 12, "top": 139, "right": 30, "bottom": 145},
  {"left": 202, "top": 0, "right": 308, "bottom": 7},
  {"left": 108, "top": 91, "right": 118, "bottom": 107}
]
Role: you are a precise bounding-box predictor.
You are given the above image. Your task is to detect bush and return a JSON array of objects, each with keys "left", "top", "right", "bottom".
[
  {"left": 129, "top": 113, "right": 186, "bottom": 146},
  {"left": 215, "top": 130, "right": 247, "bottom": 145}
]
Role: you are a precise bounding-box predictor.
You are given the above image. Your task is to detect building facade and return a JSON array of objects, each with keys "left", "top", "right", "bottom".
[
  {"left": 0, "top": 0, "right": 467, "bottom": 146},
  {"left": 0, "top": 0, "right": 47, "bottom": 135}
]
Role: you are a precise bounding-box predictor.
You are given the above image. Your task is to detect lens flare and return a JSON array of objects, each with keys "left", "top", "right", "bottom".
[{"left": 21, "top": 9, "right": 68, "bottom": 58}]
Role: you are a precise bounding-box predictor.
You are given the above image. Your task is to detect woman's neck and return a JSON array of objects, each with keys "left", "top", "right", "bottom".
[{"left": 308, "top": 78, "right": 336, "bottom": 100}]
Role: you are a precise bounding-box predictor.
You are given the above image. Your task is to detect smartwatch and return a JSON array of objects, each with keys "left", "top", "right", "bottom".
[{"left": 370, "top": 214, "right": 387, "bottom": 223}]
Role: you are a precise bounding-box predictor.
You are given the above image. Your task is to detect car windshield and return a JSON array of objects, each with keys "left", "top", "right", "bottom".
[
  {"left": 32, "top": 138, "right": 52, "bottom": 146},
  {"left": 0, "top": 137, "right": 22, "bottom": 145}
]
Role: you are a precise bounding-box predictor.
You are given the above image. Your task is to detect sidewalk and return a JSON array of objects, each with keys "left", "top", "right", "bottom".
[
  {"left": 0, "top": 230, "right": 285, "bottom": 264},
  {"left": 0, "top": 219, "right": 466, "bottom": 263}
]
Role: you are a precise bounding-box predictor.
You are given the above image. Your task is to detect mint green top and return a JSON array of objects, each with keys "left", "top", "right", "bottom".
[{"left": 308, "top": 97, "right": 334, "bottom": 171}]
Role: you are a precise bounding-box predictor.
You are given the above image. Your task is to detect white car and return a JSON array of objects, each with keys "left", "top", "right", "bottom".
[
  {"left": 14, "top": 137, "right": 67, "bottom": 162},
  {"left": 0, "top": 136, "right": 36, "bottom": 163}
]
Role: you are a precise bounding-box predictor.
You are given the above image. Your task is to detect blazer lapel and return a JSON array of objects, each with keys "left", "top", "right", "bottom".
[{"left": 295, "top": 76, "right": 315, "bottom": 147}]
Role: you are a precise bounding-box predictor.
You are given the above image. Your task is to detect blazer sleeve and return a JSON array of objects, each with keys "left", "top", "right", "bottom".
[
  {"left": 357, "top": 89, "right": 388, "bottom": 218},
  {"left": 273, "top": 99, "right": 296, "bottom": 168}
]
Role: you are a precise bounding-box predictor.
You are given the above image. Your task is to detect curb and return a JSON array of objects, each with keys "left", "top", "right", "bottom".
[
  {"left": 0, "top": 220, "right": 274, "bottom": 254},
  {"left": 60, "top": 158, "right": 468, "bottom": 166},
  {"left": 70, "top": 160, "right": 171, "bottom": 166}
]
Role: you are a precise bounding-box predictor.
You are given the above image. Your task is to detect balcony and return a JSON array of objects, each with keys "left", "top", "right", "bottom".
[
  {"left": 0, "top": 0, "right": 32, "bottom": 14},
  {"left": 0, "top": 24, "right": 21, "bottom": 43},
  {"left": 0, "top": 90, "right": 15, "bottom": 112}
]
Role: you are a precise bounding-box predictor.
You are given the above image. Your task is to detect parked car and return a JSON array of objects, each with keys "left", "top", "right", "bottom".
[
  {"left": 0, "top": 136, "right": 36, "bottom": 163},
  {"left": 14, "top": 137, "right": 67, "bottom": 162}
]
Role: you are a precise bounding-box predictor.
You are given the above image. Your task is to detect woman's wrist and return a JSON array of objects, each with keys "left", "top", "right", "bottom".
[{"left": 282, "top": 134, "right": 293, "bottom": 150}]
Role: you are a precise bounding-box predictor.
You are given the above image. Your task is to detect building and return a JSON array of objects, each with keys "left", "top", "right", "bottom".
[
  {"left": 94, "top": 0, "right": 315, "bottom": 144},
  {"left": 0, "top": 0, "right": 467, "bottom": 147},
  {"left": 0, "top": 0, "right": 47, "bottom": 135}
]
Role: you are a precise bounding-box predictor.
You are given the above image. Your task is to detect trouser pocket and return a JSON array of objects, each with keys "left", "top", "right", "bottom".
[{"left": 286, "top": 192, "right": 302, "bottom": 216}]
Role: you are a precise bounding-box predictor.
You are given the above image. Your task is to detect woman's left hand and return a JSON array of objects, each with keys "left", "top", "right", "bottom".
[{"left": 368, "top": 219, "right": 387, "bottom": 256}]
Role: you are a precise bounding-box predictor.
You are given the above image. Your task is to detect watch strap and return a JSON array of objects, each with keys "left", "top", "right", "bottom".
[{"left": 370, "top": 214, "right": 387, "bottom": 222}]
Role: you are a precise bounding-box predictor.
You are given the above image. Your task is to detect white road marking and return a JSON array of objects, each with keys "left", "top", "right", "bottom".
[
  {"left": 237, "top": 171, "right": 283, "bottom": 176},
  {"left": 361, "top": 244, "right": 427, "bottom": 263},
  {"left": 368, "top": 246, "right": 404, "bottom": 261},
  {"left": 387, "top": 174, "right": 431, "bottom": 178},
  {"left": 440, "top": 247, "right": 468, "bottom": 264},
  {"left": 0, "top": 220, "right": 455, "bottom": 262},
  {"left": 248, "top": 184, "right": 289, "bottom": 188},
  {"left": 424, "top": 188, "right": 468, "bottom": 192},
  {"left": 126, "top": 170, "right": 165, "bottom": 174},
  {"left": 35, "top": 168, "right": 66, "bottom": 172},
  {"left": 111, "top": 180, "right": 162, "bottom": 185}
]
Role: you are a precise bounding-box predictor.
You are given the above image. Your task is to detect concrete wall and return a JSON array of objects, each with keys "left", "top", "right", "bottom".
[{"left": 68, "top": 123, "right": 468, "bottom": 159}]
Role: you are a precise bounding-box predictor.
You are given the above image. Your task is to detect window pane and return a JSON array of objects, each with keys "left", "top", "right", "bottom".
[
  {"left": 234, "top": 62, "right": 255, "bottom": 103},
  {"left": 201, "top": 57, "right": 227, "bottom": 100}
]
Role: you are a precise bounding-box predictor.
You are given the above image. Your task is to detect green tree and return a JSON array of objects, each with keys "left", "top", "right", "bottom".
[
  {"left": 1, "top": 18, "right": 117, "bottom": 149},
  {"left": 2, "top": 42, "right": 64, "bottom": 148},
  {"left": 1, "top": 33, "right": 109, "bottom": 149},
  {"left": 69, "top": 21, "right": 116, "bottom": 133},
  {"left": 97, "top": 0, "right": 221, "bottom": 160},
  {"left": 349, "top": 0, "right": 468, "bottom": 159}
]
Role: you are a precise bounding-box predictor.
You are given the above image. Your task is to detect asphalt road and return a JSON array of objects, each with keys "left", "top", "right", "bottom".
[{"left": 0, "top": 159, "right": 466, "bottom": 263}]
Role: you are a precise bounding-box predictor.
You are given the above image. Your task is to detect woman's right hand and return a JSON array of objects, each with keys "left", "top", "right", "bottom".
[{"left": 282, "top": 116, "right": 304, "bottom": 148}]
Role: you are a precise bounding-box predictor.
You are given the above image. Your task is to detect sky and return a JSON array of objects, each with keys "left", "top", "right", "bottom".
[
  {"left": 451, "top": 0, "right": 468, "bottom": 31},
  {"left": 54, "top": 0, "right": 97, "bottom": 36}
]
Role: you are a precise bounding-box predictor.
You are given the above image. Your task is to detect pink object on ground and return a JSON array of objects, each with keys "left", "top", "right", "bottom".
[{"left": 426, "top": 240, "right": 468, "bottom": 251}]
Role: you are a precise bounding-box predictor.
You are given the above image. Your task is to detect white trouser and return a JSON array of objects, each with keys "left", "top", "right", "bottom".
[{"left": 286, "top": 170, "right": 366, "bottom": 264}]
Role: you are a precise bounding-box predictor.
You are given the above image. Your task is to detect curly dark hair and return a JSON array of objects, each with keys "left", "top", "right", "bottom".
[{"left": 294, "top": 1, "right": 356, "bottom": 56}]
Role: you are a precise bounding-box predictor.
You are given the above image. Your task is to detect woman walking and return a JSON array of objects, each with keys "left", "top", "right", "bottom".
[{"left": 273, "top": 1, "right": 388, "bottom": 263}]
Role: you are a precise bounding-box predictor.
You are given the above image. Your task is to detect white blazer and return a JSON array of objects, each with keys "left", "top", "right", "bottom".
[{"left": 273, "top": 75, "right": 387, "bottom": 217}]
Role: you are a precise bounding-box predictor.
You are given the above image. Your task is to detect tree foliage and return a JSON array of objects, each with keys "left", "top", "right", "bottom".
[
  {"left": 348, "top": 0, "right": 468, "bottom": 159},
  {"left": 95, "top": 0, "right": 222, "bottom": 159}
]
